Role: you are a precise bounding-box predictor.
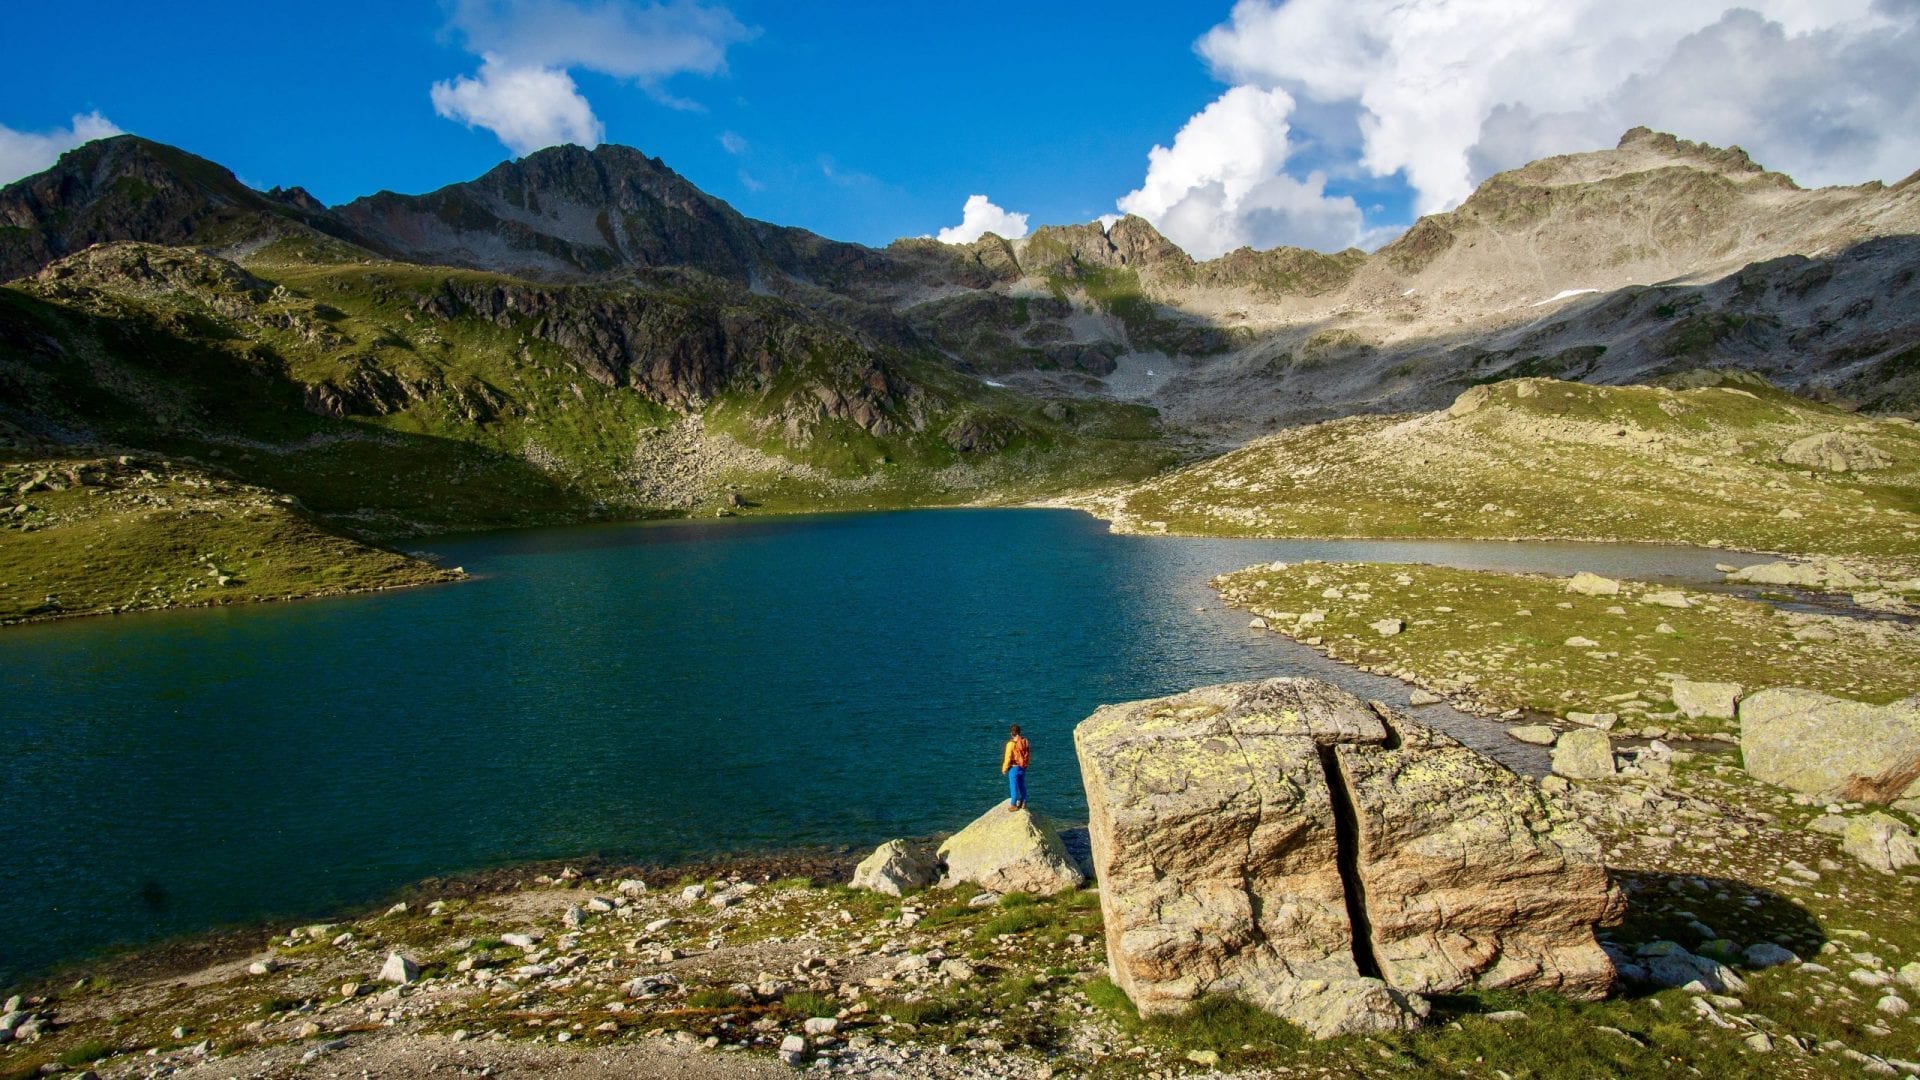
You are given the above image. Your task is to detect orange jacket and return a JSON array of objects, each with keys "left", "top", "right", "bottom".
[{"left": 1002, "top": 736, "right": 1031, "bottom": 772}]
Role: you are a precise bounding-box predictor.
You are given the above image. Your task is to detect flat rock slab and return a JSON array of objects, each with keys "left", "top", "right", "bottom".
[{"left": 1076, "top": 677, "right": 1621, "bottom": 1039}]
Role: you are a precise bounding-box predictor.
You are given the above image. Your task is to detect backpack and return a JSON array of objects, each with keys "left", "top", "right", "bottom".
[{"left": 1010, "top": 736, "right": 1031, "bottom": 768}]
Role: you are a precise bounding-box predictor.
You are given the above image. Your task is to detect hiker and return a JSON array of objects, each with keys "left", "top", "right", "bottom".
[{"left": 1001, "top": 724, "right": 1031, "bottom": 810}]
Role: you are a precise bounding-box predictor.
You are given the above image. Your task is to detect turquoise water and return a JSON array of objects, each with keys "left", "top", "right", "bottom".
[{"left": 0, "top": 509, "right": 1738, "bottom": 985}]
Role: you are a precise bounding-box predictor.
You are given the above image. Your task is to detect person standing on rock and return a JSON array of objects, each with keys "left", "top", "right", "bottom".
[{"left": 1002, "top": 724, "right": 1032, "bottom": 810}]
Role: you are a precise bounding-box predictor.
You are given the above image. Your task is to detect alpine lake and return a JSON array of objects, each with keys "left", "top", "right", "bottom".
[{"left": 0, "top": 508, "right": 1745, "bottom": 985}]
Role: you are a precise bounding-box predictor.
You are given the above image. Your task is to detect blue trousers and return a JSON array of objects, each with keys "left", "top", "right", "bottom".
[{"left": 1007, "top": 766, "right": 1027, "bottom": 807}]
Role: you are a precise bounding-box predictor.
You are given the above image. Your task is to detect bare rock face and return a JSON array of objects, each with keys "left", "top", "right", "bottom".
[{"left": 1076, "top": 678, "right": 1621, "bottom": 1039}]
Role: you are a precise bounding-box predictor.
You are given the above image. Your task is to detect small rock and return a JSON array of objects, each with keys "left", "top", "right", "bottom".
[
  {"left": 1566, "top": 572, "right": 1620, "bottom": 596},
  {"left": 938, "top": 958, "right": 977, "bottom": 982},
  {"left": 1409, "top": 689, "right": 1442, "bottom": 706},
  {"left": 1640, "top": 590, "right": 1691, "bottom": 609},
  {"left": 1670, "top": 679, "right": 1742, "bottom": 721},
  {"left": 1484, "top": 1010, "right": 1528, "bottom": 1023},
  {"left": 1369, "top": 618, "right": 1405, "bottom": 637},
  {"left": 803, "top": 1017, "right": 839, "bottom": 1036},
  {"left": 379, "top": 952, "right": 419, "bottom": 985},
  {"left": 1743, "top": 943, "right": 1798, "bottom": 969},
  {"left": 779, "top": 1034, "right": 807, "bottom": 1066},
  {"left": 1507, "top": 724, "right": 1558, "bottom": 746},
  {"left": 1185, "top": 1049, "right": 1220, "bottom": 1067},
  {"left": 1564, "top": 636, "right": 1600, "bottom": 648}
]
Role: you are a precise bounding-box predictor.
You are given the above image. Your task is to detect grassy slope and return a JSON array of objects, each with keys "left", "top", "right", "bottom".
[
  {"left": 0, "top": 457, "right": 458, "bottom": 623},
  {"left": 1213, "top": 561, "right": 1920, "bottom": 738},
  {"left": 1068, "top": 377, "right": 1920, "bottom": 568},
  {"left": 0, "top": 244, "right": 1172, "bottom": 619}
]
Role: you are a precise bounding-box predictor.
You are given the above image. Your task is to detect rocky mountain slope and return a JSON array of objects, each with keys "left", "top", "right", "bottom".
[{"left": 2, "top": 129, "right": 1917, "bottom": 619}]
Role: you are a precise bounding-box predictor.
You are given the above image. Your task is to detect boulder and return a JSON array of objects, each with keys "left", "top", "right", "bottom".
[
  {"left": 1670, "top": 679, "right": 1742, "bottom": 721},
  {"left": 1565, "top": 572, "right": 1620, "bottom": 597},
  {"left": 1739, "top": 689, "right": 1920, "bottom": 804},
  {"left": 1728, "top": 560, "right": 1864, "bottom": 590},
  {"left": 852, "top": 840, "right": 938, "bottom": 896},
  {"left": 1335, "top": 716, "right": 1623, "bottom": 999},
  {"left": 1841, "top": 813, "right": 1920, "bottom": 875},
  {"left": 1552, "top": 730, "right": 1616, "bottom": 780},
  {"left": 1075, "top": 678, "right": 1620, "bottom": 1039},
  {"left": 379, "top": 952, "right": 419, "bottom": 985},
  {"left": 936, "top": 803, "right": 1084, "bottom": 896},
  {"left": 1779, "top": 431, "right": 1891, "bottom": 473}
]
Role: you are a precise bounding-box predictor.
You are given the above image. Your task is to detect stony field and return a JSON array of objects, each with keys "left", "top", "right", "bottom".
[
  {"left": 4, "top": 751, "right": 1918, "bottom": 1079},
  {"left": 1062, "top": 378, "right": 1920, "bottom": 574},
  {"left": 1211, "top": 561, "right": 1920, "bottom": 739}
]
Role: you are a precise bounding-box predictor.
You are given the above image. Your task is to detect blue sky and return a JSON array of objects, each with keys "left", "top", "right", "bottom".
[
  {"left": 3, "top": 1, "right": 1914, "bottom": 258},
  {"left": 0, "top": 1, "right": 1370, "bottom": 246}
]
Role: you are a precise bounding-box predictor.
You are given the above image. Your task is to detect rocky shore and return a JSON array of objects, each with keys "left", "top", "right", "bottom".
[{"left": 6, "top": 672, "right": 1920, "bottom": 1079}]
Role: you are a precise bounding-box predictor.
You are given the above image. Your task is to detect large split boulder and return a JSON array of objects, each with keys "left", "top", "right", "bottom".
[
  {"left": 1739, "top": 689, "right": 1920, "bottom": 805},
  {"left": 1076, "top": 678, "right": 1622, "bottom": 1039},
  {"left": 936, "top": 802, "right": 1085, "bottom": 896}
]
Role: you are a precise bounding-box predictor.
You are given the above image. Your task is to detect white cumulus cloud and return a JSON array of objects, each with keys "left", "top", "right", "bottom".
[
  {"left": 0, "top": 111, "right": 124, "bottom": 185},
  {"left": 434, "top": 0, "right": 754, "bottom": 155},
  {"left": 431, "top": 57, "right": 604, "bottom": 156},
  {"left": 936, "top": 195, "right": 1030, "bottom": 244},
  {"left": 1117, "top": 85, "right": 1366, "bottom": 258},
  {"left": 1120, "top": 0, "right": 1920, "bottom": 255},
  {"left": 1194, "top": 0, "right": 1919, "bottom": 216}
]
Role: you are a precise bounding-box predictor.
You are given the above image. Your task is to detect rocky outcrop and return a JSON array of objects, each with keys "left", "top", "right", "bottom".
[
  {"left": 935, "top": 802, "right": 1084, "bottom": 896},
  {"left": 1075, "top": 678, "right": 1620, "bottom": 1038},
  {"left": 1779, "top": 431, "right": 1892, "bottom": 473},
  {"left": 1740, "top": 689, "right": 1920, "bottom": 804}
]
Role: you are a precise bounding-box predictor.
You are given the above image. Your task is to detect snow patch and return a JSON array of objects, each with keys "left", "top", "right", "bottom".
[{"left": 1532, "top": 288, "right": 1600, "bottom": 306}]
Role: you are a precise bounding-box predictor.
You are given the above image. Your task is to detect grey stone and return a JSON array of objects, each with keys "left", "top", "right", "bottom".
[
  {"left": 1566, "top": 572, "right": 1620, "bottom": 596},
  {"left": 1552, "top": 730, "right": 1616, "bottom": 780},
  {"left": 1670, "top": 679, "right": 1742, "bottom": 721},
  {"left": 378, "top": 952, "right": 419, "bottom": 985},
  {"left": 1743, "top": 943, "right": 1798, "bottom": 969},
  {"left": 852, "top": 840, "right": 939, "bottom": 897}
]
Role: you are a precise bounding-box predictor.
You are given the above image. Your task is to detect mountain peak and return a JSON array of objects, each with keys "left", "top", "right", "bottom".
[{"left": 0, "top": 134, "right": 352, "bottom": 280}]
